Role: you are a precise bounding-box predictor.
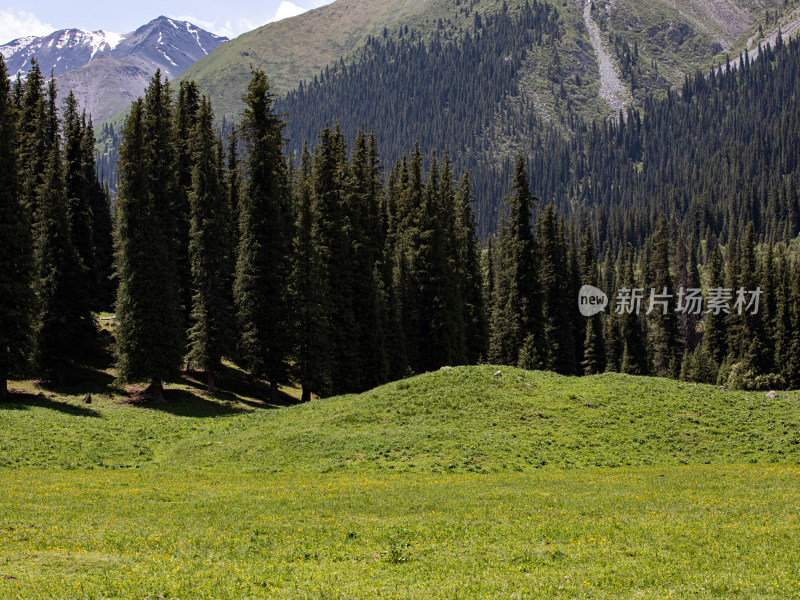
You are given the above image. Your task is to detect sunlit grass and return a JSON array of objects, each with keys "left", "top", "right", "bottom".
[{"left": 1, "top": 466, "right": 799, "bottom": 598}]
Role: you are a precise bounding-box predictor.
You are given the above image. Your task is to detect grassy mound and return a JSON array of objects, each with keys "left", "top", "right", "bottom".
[{"left": 3, "top": 365, "right": 799, "bottom": 472}]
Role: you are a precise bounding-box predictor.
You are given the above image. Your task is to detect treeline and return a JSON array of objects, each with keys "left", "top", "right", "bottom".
[
  {"left": 489, "top": 154, "right": 800, "bottom": 390},
  {"left": 0, "top": 64, "right": 488, "bottom": 402},
  {"left": 0, "top": 57, "right": 113, "bottom": 399},
  {"left": 116, "top": 69, "right": 487, "bottom": 400}
]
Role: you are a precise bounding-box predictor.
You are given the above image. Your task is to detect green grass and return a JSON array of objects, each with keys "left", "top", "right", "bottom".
[
  {"left": 1, "top": 467, "right": 799, "bottom": 598},
  {"left": 3, "top": 365, "right": 800, "bottom": 597},
  {"left": 4, "top": 365, "right": 800, "bottom": 473}
]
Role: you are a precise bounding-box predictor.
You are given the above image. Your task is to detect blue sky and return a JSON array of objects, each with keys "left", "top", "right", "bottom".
[{"left": 0, "top": 0, "right": 334, "bottom": 44}]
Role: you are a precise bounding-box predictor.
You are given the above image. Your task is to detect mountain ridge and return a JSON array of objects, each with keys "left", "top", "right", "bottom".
[{"left": 1, "top": 16, "right": 227, "bottom": 123}]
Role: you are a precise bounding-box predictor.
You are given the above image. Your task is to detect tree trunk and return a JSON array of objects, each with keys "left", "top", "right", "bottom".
[
  {"left": 207, "top": 371, "right": 216, "bottom": 396},
  {"left": 147, "top": 379, "right": 166, "bottom": 403},
  {"left": 269, "top": 380, "right": 279, "bottom": 403},
  {"left": 0, "top": 378, "right": 8, "bottom": 402},
  {"left": 301, "top": 385, "right": 311, "bottom": 403}
]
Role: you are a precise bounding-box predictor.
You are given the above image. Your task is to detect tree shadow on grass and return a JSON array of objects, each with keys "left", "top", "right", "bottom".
[
  {"left": 180, "top": 364, "right": 302, "bottom": 411},
  {"left": 0, "top": 390, "right": 101, "bottom": 417},
  {"left": 35, "top": 364, "right": 119, "bottom": 399}
]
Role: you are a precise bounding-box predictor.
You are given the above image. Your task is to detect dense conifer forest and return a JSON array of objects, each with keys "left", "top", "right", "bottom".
[{"left": 4, "top": 17, "right": 800, "bottom": 400}]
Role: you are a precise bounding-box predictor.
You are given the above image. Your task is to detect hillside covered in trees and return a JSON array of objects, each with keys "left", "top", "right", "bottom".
[{"left": 4, "top": 26, "right": 800, "bottom": 400}]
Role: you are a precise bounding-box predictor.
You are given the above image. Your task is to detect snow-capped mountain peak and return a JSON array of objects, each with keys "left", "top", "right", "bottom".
[{"left": 1, "top": 28, "right": 124, "bottom": 78}]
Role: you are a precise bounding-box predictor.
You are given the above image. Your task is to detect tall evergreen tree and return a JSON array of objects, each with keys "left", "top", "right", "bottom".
[
  {"left": 648, "top": 219, "right": 679, "bottom": 378},
  {"left": 114, "top": 73, "right": 184, "bottom": 401},
  {"left": 291, "top": 143, "right": 328, "bottom": 401},
  {"left": 491, "top": 153, "right": 544, "bottom": 368},
  {"left": 455, "top": 172, "right": 488, "bottom": 363},
  {"left": 186, "top": 98, "right": 235, "bottom": 394},
  {"left": 619, "top": 248, "right": 650, "bottom": 375},
  {"left": 537, "top": 204, "right": 576, "bottom": 374},
  {"left": 0, "top": 56, "right": 33, "bottom": 400},
  {"left": 581, "top": 221, "right": 606, "bottom": 374},
  {"left": 18, "top": 59, "right": 46, "bottom": 217},
  {"left": 174, "top": 81, "right": 202, "bottom": 337},
  {"left": 234, "top": 69, "right": 293, "bottom": 401},
  {"left": 33, "top": 141, "right": 92, "bottom": 382},
  {"left": 346, "top": 129, "right": 388, "bottom": 386},
  {"left": 62, "top": 92, "right": 96, "bottom": 322},
  {"left": 82, "top": 117, "right": 115, "bottom": 310}
]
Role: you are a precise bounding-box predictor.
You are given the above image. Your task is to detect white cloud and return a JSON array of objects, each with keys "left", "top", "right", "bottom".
[
  {"left": 168, "top": 13, "right": 257, "bottom": 39},
  {"left": 268, "top": 2, "right": 308, "bottom": 23},
  {"left": 0, "top": 9, "right": 54, "bottom": 44}
]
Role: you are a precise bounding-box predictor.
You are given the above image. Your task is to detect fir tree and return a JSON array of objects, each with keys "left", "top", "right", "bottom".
[
  {"left": 491, "top": 153, "right": 544, "bottom": 368},
  {"left": 0, "top": 56, "right": 33, "bottom": 400},
  {"left": 619, "top": 249, "right": 650, "bottom": 376},
  {"left": 648, "top": 219, "right": 679, "bottom": 378},
  {"left": 114, "top": 74, "right": 184, "bottom": 402},
  {"left": 62, "top": 92, "right": 96, "bottom": 323},
  {"left": 234, "top": 69, "right": 293, "bottom": 401},
  {"left": 454, "top": 172, "right": 488, "bottom": 363},
  {"left": 703, "top": 244, "right": 728, "bottom": 366},
  {"left": 33, "top": 143, "right": 92, "bottom": 382},
  {"left": 346, "top": 129, "right": 388, "bottom": 386},
  {"left": 82, "top": 118, "right": 115, "bottom": 310},
  {"left": 581, "top": 221, "right": 606, "bottom": 374},
  {"left": 186, "top": 98, "right": 234, "bottom": 394},
  {"left": 174, "top": 81, "right": 202, "bottom": 337},
  {"left": 537, "top": 204, "right": 576, "bottom": 374},
  {"left": 291, "top": 143, "right": 328, "bottom": 401}
]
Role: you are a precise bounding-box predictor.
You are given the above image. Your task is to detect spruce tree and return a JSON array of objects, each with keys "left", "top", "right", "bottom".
[
  {"left": 114, "top": 73, "right": 184, "bottom": 401},
  {"left": 346, "top": 129, "right": 388, "bottom": 386},
  {"left": 62, "top": 92, "right": 96, "bottom": 322},
  {"left": 648, "top": 218, "right": 679, "bottom": 378},
  {"left": 18, "top": 59, "right": 46, "bottom": 217},
  {"left": 174, "top": 81, "right": 202, "bottom": 337},
  {"left": 619, "top": 249, "right": 650, "bottom": 375},
  {"left": 0, "top": 56, "right": 33, "bottom": 400},
  {"left": 455, "top": 172, "right": 488, "bottom": 363},
  {"left": 703, "top": 244, "right": 728, "bottom": 366},
  {"left": 291, "top": 143, "right": 328, "bottom": 401},
  {"left": 581, "top": 221, "right": 606, "bottom": 374},
  {"left": 537, "top": 204, "right": 576, "bottom": 374},
  {"left": 234, "top": 69, "right": 293, "bottom": 401},
  {"left": 82, "top": 117, "right": 115, "bottom": 311},
  {"left": 33, "top": 142, "right": 92, "bottom": 382},
  {"left": 490, "top": 153, "right": 544, "bottom": 368},
  {"left": 186, "top": 98, "right": 234, "bottom": 394}
]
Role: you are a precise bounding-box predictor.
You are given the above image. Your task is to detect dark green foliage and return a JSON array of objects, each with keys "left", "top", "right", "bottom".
[
  {"left": 455, "top": 172, "right": 488, "bottom": 363},
  {"left": 581, "top": 221, "right": 606, "bottom": 375},
  {"left": 619, "top": 251, "right": 650, "bottom": 376},
  {"left": 32, "top": 143, "right": 94, "bottom": 382},
  {"left": 537, "top": 204, "right": 576, "bottom": 374},
  {"left": 648, "top": 219, "right": 679, "bottom": 378},
  {"left": 174, "top": 81, "right": 202, "bottom": 336},
  {"left": 0, "top": 56, "right": 33, "bottom": 399},
  {"left": 186, "top": 98, "right": 235, "bottom": 394},
  {"left": 113, "top": 73, "right": 184, "bottom": 394},
  {"left": 490, "top": 154, "right": 544, "bottom": 368},
  {"left": 62, "top": 92, "right": 96, "bottom": 321},
  {"left": 83, "top": 121, "right": 115, "bottom": 311},
  {"left": 17, "top": 59, "right": 46, "bottom": 218},
  {"left": 234, "top": 70, "right": 293, "bottom": 398},
  {"left": 703, "top": 245, "right": 727, "bottom": 366}
]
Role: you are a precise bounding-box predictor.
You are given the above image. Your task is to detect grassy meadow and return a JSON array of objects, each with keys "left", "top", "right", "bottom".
[{"left": 2, "top": 365, "right": 800, "bottom": 598}]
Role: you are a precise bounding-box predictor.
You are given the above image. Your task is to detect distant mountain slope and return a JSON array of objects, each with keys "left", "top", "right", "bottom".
[
  {"left": 2, "top": 16, "right": 227, "bottom": 124},
  {"left": 178, "top": 0, "right": 788, "bottom": 123}
]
